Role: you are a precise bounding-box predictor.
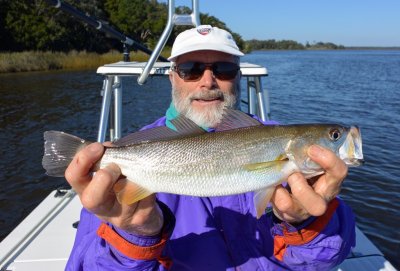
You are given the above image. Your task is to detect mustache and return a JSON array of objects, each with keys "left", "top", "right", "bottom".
[{"left": 189, "top": 89, "right": 225, "bottom": 101}]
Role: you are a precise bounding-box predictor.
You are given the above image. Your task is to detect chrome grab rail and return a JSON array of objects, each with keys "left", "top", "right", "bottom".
[
  {"left": 137, "top": 0, "right": 200, "bottom": 85},
  {"left": 97, "top": 76, "right": 123, "bottom": 143},
  {"left": 97, "top": 77, "right": 113, "bottom": 142}
]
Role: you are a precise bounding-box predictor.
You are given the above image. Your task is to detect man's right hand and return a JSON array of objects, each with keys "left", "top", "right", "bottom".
[{"left": 64, "top": 142, "right": 163, "bottom": 236}]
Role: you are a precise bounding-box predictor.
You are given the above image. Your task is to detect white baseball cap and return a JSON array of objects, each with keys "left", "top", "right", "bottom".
[{"left": 168, "top": 25, "right": 244, "bottom": 61}]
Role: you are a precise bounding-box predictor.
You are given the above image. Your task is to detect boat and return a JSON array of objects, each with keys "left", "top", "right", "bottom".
[{"left": 0, "top": 1, "right": 397, "bottom": 270}]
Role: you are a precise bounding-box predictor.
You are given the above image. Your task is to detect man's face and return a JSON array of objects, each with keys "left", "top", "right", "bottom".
[{"left": 169, "top": 50, "right": 240, "bottom": 128}]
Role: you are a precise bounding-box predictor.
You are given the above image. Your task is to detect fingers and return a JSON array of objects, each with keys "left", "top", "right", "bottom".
[
  {"left": 287, "top": 173, "right": 327, "bottom": 216},
  {"left": 273, "top": 185, "right": 306, "bottom": 222},
  {"left": 65, "top": 143, "right": 104, "bottom": 194},
  {"left": 103, "top": 141, "right": 114, "bottom": 147},
  {"left": 308, "top": 145, "right": 348, "bottom": 199},
  {"left": 273, "top": 173, "right": 327, "bottom": 223},
  {"left": 308, "top": 145, "right": 348, "bottom": 181},
  {"left": 63, "top": 142, "right": 162, "bottom": 235},
  {"left": 81, "top": 163, "right": 121, "bottom": 212}
]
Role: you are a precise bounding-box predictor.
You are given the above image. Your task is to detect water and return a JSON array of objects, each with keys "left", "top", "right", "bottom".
[{"left": 0, "top": 50, "right": 399, "bottom": 268}]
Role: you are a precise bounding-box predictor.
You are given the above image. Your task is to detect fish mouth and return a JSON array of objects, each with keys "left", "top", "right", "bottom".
[
  {"left": 339, "top": 126, "right": 364, "bottom": 166},
  {"left": 343, "top": 157, "right": 365, "bottom": 166}
]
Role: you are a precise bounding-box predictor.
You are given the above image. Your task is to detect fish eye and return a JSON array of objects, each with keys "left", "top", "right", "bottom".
[{"left": 329, "top": 128, "right": 342, "bottom": 141}]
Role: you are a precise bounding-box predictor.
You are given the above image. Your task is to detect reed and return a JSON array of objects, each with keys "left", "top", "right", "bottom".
[{"left": 0, "top": 50, "right": 171, "bottom": 73}]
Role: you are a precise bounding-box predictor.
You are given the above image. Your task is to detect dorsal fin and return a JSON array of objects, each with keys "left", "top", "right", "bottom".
[
  {"left": 215, "top": 109, "right": 262, "bottom": 132},
  {"left": 113, "top": 126, "right": 180, "bottom": 146},
  {"left": 114, "top": 115, "right": 206, "bottom": 147},
  {"left": 170, "top": 114, "right": 206, "bottom": 135}
]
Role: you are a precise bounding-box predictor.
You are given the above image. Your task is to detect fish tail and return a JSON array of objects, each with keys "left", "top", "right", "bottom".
[{"left": 42, "top": 131, "right": 90, "bottom": 177}]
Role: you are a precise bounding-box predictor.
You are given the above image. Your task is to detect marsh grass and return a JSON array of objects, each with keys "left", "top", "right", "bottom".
[{"left": 0, "top": 50, "right": 171, "bottom": 73}]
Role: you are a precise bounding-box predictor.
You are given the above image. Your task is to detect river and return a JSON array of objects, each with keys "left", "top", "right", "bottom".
[{"left": 0, "top": 50, "right": 399, "bottom": 269}]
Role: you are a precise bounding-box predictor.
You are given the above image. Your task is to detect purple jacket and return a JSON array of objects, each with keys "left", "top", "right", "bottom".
[{"left": 66, "top": 116, "right": 356, "bottom": 271}]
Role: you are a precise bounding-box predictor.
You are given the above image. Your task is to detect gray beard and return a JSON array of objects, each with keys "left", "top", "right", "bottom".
[{"left": 172, "top": 88, "right": 237, "bottom": 128}]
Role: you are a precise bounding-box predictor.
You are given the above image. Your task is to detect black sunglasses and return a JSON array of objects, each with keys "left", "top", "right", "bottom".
[{"left": 172, "top": 61, "right": 240, "bottom": 81}]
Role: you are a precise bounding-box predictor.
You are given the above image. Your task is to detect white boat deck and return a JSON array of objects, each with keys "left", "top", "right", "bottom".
[
  {"left": 0, "top": 190, "right": 79, "bottom": 270},
  {"left": 0, "top": 190, "right": 396, "bottom": 270}
]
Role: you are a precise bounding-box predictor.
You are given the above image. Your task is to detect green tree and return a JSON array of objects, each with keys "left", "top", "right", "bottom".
[
  {"left": 4, "top": 0, "right": 114, "bottom": 52},
  {"left": 5, "top": 1, "right": 67, "bottom": 51},
  {"left": 1, "top": 0, "right": 247, "bottom": 53},
  {"left": 104, "top": 0, "right": 168, "bottom": 48},
  {"left": 0, "top": 0, "right": 15, "bottom": 51}
]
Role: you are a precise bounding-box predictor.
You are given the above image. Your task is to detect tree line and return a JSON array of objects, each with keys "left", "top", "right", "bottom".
[
  {"left": 0, "top": 0, "right": 343, "bottom": 53},
  {"left": 245, "top": 39, "right": 345, "bottom": 51},
  {"left": 0, "top": 0, "right": 244, "bottom": 53}
]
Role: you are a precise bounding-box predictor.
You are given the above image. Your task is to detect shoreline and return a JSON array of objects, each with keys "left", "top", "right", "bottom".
[
  {"left": 1, "top": 48, "right": 399, "bottom": 73},
  {"left": 0, "top": 50, "right": 170, "bottom": 74},
  {"left": 250, "top": 47, "right": 400, "bottom": 52}
]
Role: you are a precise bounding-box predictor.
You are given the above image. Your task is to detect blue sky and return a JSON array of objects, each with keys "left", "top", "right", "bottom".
[{"left": 171, "top": 0, "right": 400, "bottom": 46}]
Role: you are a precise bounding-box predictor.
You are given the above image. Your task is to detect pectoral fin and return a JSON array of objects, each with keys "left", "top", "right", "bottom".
[
  {"left": 254, "top": 187, "right": 276, "bottom": 219},
  {"left": 113, "top": 179, "right": 153, "bottom": 205},
  {"left": 243, "top": 159, "right": 287, "bottom": 172}
]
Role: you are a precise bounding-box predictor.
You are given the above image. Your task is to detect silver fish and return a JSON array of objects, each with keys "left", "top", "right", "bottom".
[{"left": 42, "top": 109, "right": 363, "bottom": 217}]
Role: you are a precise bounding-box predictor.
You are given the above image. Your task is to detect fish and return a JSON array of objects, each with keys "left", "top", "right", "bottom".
[{"left": 42, "top": 109, "right": 363, "bottom": 218}]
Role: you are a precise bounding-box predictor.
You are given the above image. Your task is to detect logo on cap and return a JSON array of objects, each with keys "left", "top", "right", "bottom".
[{"left": 197, "top": 26, "right": 212, "bottom": 35}]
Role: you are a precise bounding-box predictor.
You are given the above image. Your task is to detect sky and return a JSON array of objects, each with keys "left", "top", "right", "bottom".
[{"left": 171, "top": 0, "right": 400, "bottom": 47}]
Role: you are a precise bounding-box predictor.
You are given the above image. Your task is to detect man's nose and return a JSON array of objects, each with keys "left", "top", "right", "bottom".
[{"left": 199, "top": 67, "right": 217, "bottom": 88}]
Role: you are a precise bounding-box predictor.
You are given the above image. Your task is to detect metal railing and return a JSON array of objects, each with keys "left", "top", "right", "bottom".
[{"left": 137, "top": 0, "right": 200, "bottom": 85}]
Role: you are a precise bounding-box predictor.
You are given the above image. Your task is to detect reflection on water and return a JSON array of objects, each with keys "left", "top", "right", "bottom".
[{"left": 0, "top": 50, "right": 399, "bottom": 269}]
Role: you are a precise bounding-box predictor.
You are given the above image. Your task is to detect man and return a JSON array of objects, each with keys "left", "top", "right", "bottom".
[{"left": 65, "top": 25, "right": 355, "bottom": 270}]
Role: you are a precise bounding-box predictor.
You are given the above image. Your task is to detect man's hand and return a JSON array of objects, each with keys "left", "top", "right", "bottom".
[
  {"left": 65, "top": 142, "right": 163, "bottom": 236},
  {"left": 272, "top": 145, "right": 348, "bottom": 224}
]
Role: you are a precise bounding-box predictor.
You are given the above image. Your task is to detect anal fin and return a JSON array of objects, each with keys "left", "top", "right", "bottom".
[
  {"left": 113, "top": 179, "right": 153, "bottom": 205},
  {"left": 245, "top": 159, "right": 288, "bottom": 218},
  {"left": 254, "top": 187, "right": 276, "bottom": 219}
]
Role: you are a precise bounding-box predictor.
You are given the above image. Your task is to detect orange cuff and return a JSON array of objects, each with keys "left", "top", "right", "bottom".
[
  {"left": 97, "top": 223, "right": 172, "bottom": 269},
  {"left": 274, "top": 198, "right": 340, "bottom": 261}
]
